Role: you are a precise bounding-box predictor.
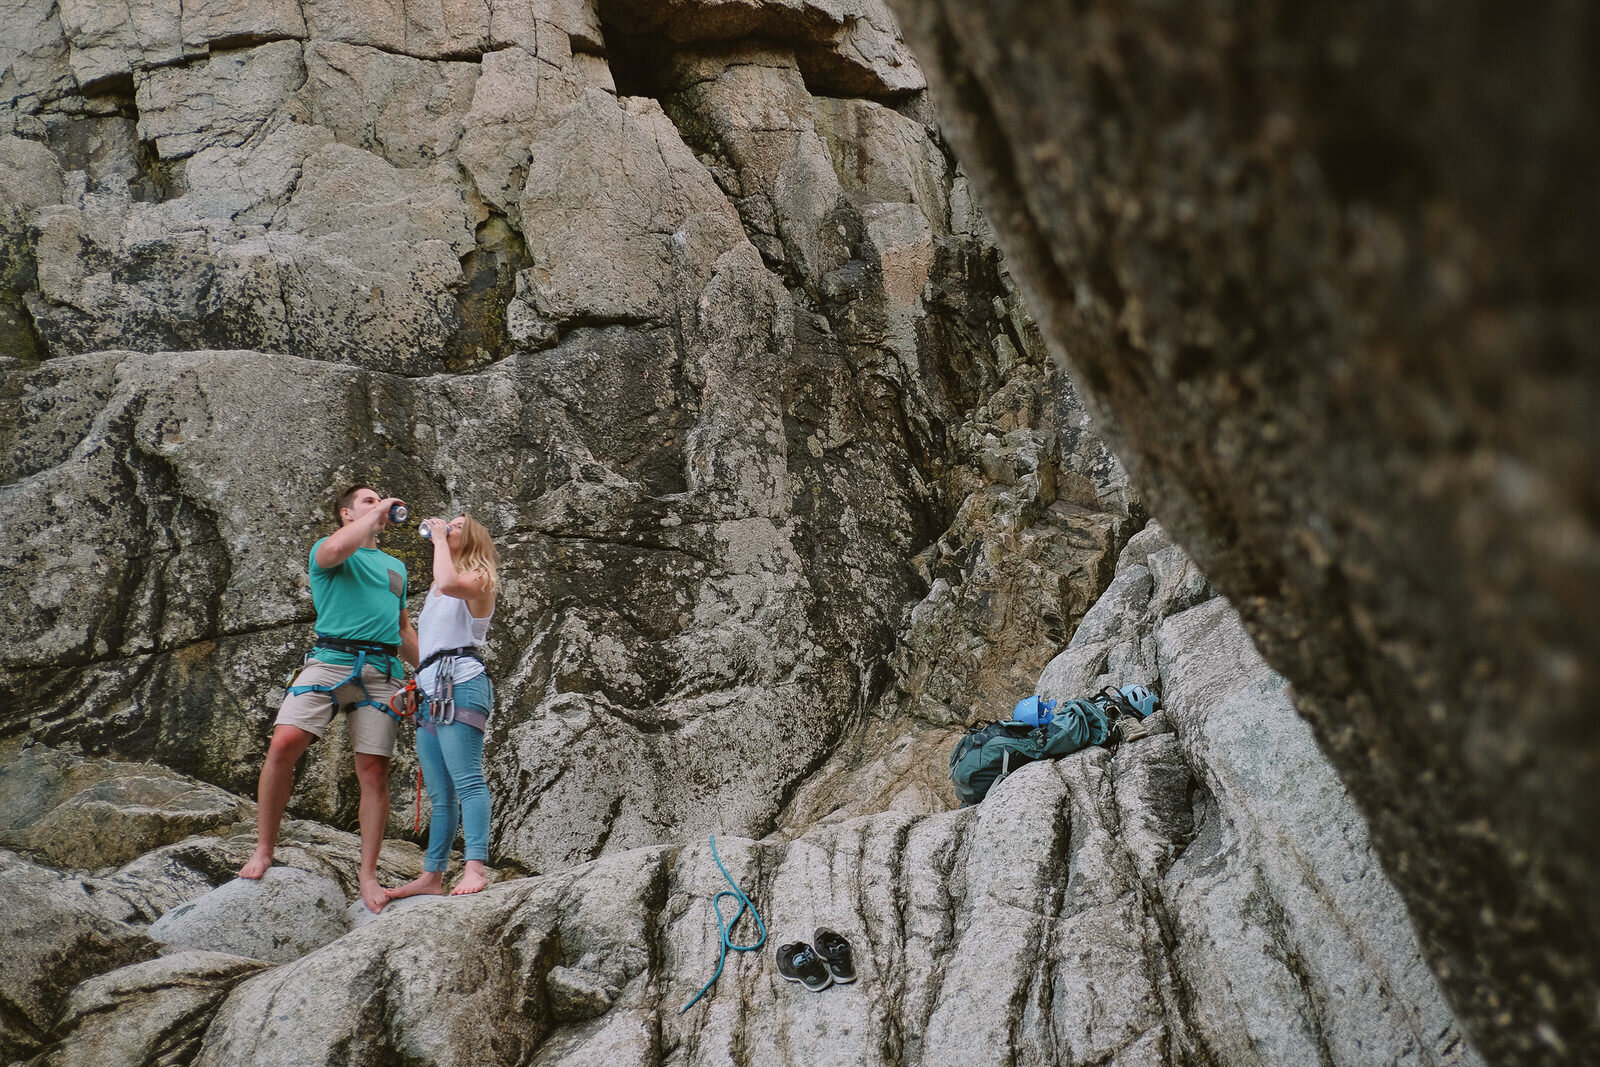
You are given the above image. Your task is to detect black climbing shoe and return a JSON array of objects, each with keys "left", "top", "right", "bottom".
[
  {"left": 776, "top": 941, "right": 832, "bottom": 992},
  {"left": 812, "top": 927, "right": 856, "bottom": 984}
]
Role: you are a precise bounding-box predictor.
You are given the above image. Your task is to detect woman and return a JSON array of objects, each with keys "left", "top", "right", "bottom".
[{"left": 387, "top": 514, "right": 499, "bottom": 898}]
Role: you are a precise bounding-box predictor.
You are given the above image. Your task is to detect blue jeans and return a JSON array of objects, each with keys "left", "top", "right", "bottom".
[{"left": 416, "top": 673, "right": 493, "bottom": 870}]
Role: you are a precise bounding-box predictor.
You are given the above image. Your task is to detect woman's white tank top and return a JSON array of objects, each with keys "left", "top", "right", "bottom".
[{"left": 416, "top": 585, "right": 492, "bottom": 692}]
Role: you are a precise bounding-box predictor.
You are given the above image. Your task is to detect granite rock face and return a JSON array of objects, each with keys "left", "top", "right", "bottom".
[
  {"left": 0, "top": 0, "right": 1123, "bottom": 883},
  {"left": 885, "top": 0, "right": 1599, "bottom": 1061},
  {"left": 3, "top": 523, "right": 1488, "bottom": 1064},
  {"left": 37, "top": 951, "right": 270, "bottom": 1067},
  {"left": 0, "top": 741, "right": 253, "bottom": 869},
  {"left": 0, "top": 849, "right": 158, "bottom": 1058},
  {"left": 0, "top": 0, "right": 1554, "bottom": 1062},
  {"left": 108, "top": 532, "right": 1472, "bottom": 1067}
]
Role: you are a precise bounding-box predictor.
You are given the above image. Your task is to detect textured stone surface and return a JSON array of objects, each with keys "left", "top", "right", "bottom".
[
  {"left": 0, "top": 850, "right": 157, "bottom": 1058},
  {"left": 134, "top": 41, "right": 306, "bottom": 159},
  {"left": 3, "top": 520, "right": 1486, "bottom": 1065},
  {"left": 0, "top": 742, "right": 253, "bottom": 869},
  {"left": 87, "top": 820, "right": 430, "bottom": 923},
  {"left": 148, "top": 866, "right": 350, "bottom": 962},
  {"left": 1, "top": 0, "right": 1084, "bottom": 878},
  {"left": 0, "top": 0, "right": 1545, "bottom": 1061},
  {"left": 176, "top": 549, "right": 1477, "bottom": 1065},
  {"left": 38, "top": 950, "right": 270, "bottom": 1067},
  {"left": 885, "top": 0, "right": 1599, "bottom": 1059}
]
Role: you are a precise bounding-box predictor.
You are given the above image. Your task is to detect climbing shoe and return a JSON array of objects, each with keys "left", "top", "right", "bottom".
[
  {"left": 1114, "top": 715, "right": 1154, "bottom": 744},
  {"left": 775, "top": 941, "right": 832, "bottom": 992},
  {"left": 812, "top": 927, "right": 857, "bottom": 984}
]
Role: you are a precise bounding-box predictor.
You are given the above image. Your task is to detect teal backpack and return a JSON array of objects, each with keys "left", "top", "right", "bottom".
[{"left": 949, "top": 686, "right": 1158, "bottom": 807}]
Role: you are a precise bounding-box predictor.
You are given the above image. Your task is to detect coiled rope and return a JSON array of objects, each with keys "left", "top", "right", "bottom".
[{"left": 679, "top": 834, "right": 767, "bottom": 1014}]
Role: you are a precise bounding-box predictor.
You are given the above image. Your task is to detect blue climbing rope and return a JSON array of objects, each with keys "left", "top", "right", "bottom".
[{"left": 679, "top": 834, "right": 767, "bottom": 1014}]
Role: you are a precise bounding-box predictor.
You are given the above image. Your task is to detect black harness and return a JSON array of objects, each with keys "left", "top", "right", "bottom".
[{"left": 418, "top": 645, "right": 482, "bottom": 673}]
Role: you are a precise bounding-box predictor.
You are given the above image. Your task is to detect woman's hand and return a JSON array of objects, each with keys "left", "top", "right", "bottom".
[{"left": 424, "top": 517, "right": 450, "bottom": 544}]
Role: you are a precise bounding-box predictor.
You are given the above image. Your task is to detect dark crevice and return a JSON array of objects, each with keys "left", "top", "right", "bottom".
[
  {"left": 762, "top": 725, "right": 855, "bottom": 841},
  {"left": 202, "top": 32, "right": 309, "bottom": 54},
  {"left": 599, "top": 703, "right": 687, "bottom": 736},
  {"left": 594, "top": 28, "right": 661, "bottom": 100},
  {"left": 1252, "top": 884, "right": 1339, "bottom": 1067},
  {"left": 586, "top": 794, "right": 627, "bottom": 859},
  {"left": 912, "top": 810, "right": 975, "bottom": 1039},
  {"left": 447, "top": 214, "right": 532, "bottom": 372}
]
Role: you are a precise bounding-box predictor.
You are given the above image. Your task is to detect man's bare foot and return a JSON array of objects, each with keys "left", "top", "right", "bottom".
[
  {"left": 385, "top": 871, "right": 446, "bottom": 901},
  {"left": 451, "top": 863, "right": 490, "bottom": 896},
  {"left": 360, "top": 877, "right": 388, "bottom": 914},
  {"left": 237, "top": 850, "right": 273, "bottom": 880}
]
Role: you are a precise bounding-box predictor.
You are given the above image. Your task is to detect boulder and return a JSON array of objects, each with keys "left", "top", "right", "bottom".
[
  {"left": 39, "top": 950, "right": 270, "bottom": 1067},
  {"left": 0, "top": 850, "right": 156, "bottom": 1057},
  {"left": 0, "top": 742, "right": 253, "bottom": 869},
  {"left": 193, "top": 852, "right": 664, "bottom": 1066},
  {"left": 149, "top": 866, "right": 350, "bottom": 963},
  {"left": 90, "top": 821, "right": 430, "bottom": 924}
]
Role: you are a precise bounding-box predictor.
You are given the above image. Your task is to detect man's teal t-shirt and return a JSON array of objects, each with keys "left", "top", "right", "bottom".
[{"left": 308, "top": 538, "right": 407, "bottom": 676}]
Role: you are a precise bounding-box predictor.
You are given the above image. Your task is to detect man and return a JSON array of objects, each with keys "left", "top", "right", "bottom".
[{"left": 238, "top": 485, "right": 419, "bottom": 913}]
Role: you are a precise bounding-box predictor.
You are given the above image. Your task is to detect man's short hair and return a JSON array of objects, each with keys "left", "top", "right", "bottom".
[{"left": 334, "top": 484, "right": 376, "bottom": 526}]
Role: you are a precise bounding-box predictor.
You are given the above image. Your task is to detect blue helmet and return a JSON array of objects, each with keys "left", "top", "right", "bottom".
[
  {"left": 1118, "top": 684, "right": 1159, "bottom": 719},
  {"left": 1012, "top": 695, "right": 1058, "bottom": 726}
]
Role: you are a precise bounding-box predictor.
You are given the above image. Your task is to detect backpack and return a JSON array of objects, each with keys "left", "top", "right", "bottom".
[
  {"left": 949, "top": 685, "right": 1162, "bottom": 806},
  {"left": 948, "top": 698, "right": 1113, "bottom": 806}
]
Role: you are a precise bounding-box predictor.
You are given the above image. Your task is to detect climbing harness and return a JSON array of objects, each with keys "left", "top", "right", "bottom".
[
  {"left": 284, "top": 635, "right": 407, "bottom": 721},
  {"left": 679, "top": 834, "right": 767, "bottom": 1014},
  {"left": 416, "top": 645, "right": 481, "bottom": 726},
  {"left": 286, "top": 638, "right": 428, "bottom": 826}
]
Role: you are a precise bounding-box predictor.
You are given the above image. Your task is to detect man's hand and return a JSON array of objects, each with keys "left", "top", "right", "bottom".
[{"left": 373, "top": 497, "right": 406, "bottom": 531}]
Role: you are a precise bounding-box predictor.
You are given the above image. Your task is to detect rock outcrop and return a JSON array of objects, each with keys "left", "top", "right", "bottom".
[
  {"left": 9, "top": 528, "right": 1480, "bottom": 1066},
  {"left": 1, "top": 0, "right": 1572, "bottom": 1062},
  {"left": 0, "top": 0, "right": 1118, "bottom": 883},
  {"left": 885, "top": 0, "right": 1599, "bottom": 1061}
]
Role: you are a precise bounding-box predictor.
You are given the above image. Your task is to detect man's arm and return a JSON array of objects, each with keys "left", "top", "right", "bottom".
[
  {"left": 398, "top": 606, "right": 418, "bottom": 669},
  {"left": 314, "top": 497, "right": 402, "bottom": 569}
]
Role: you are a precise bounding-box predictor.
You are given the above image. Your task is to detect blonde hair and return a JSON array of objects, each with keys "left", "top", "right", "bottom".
[{"left": 455, "top": 515, "right": 499, "bottom": 597}]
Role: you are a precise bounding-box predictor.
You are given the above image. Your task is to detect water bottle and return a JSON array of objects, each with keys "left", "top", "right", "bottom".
[{"left": 388, "top": 503, "right": 408, "bottom": 524}]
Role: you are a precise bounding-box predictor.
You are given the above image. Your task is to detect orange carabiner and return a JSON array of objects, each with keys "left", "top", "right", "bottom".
[{"left": 388, "top": 679, "right": 420, "bottom": 722}]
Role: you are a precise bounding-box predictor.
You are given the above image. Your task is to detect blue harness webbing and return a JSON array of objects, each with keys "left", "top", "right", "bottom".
[{"left": 286, "top": 636, "right": 405, "bottom": 721}]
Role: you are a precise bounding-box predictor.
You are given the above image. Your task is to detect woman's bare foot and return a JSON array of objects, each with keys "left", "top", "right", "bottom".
[
  {"left": 450, "top": 861, "right": 490, "bottom": 895},
  {"left": 385, "top": 871, "right": 446, "bottom": 901},
  {"left": 237, "top": 849, "right": 273, "bottom": 880}
]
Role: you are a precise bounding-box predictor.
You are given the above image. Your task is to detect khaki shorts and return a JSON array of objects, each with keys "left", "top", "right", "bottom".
[{"left": 275, "top": 658, "right": 403, "bottom": 758}]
